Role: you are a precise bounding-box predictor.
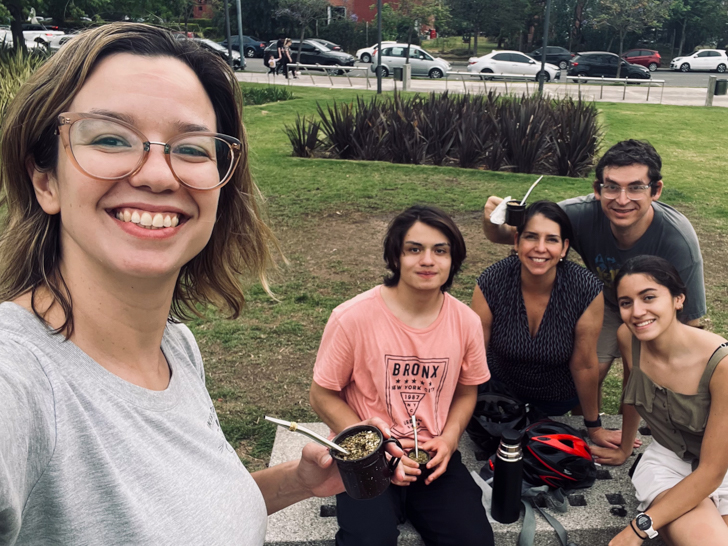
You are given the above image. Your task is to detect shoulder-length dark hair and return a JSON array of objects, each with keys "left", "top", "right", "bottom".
[
  {"left": 0, "top": 23, "right": 277, "bottom": 336},
  {"left": 516, "top": 200, "right": 573, "bottom": 259},
  {"left": 382, "top": 205, "right": 466, "bottom": 292},
  {"left": 614, "top": 255, "right": 687, "bottom": 319}
]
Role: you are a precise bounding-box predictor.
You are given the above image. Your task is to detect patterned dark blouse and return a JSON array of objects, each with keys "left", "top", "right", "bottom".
[{"left": 477, "top": 255, "right": 603, "bottom": 402}]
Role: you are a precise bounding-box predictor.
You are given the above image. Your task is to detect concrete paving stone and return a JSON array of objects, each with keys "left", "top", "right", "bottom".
[{"left": 264, "top": 416, "right": 666, "bottom": 546}]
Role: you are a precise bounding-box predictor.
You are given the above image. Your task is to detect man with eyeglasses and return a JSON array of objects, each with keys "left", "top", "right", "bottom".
[{"left": 482, "top": 139, "right": 705, "bottom": 402}]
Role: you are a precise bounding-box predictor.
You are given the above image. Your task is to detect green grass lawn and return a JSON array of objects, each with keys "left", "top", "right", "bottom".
[{"left": 195, "top": 83, "right": 728, "bottom": 468}]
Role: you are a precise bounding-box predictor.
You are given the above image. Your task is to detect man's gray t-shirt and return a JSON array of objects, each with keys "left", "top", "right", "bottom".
[
  {"left": 0, "top": 303, "right": 267, "bottom": 545},
  {"left": 559, "top": 195, "right": 706, "bottom": 321}
]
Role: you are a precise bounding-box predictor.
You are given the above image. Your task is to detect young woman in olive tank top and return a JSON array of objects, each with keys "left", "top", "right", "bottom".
[{"left": 593, "top": 256, "right": 728, "bottom": 546}]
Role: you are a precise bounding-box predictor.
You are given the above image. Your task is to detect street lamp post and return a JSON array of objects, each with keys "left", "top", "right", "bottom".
[
  {"left": 223, "top": 0, "right": 233, "bottom": 69},
  {"left": 538, "top": 0, "right": 553, "bottom": 94},
  {"left": 236, "top": 0, "right": 244, "bottom": 70},
  {"left": 377, "top": 0, "right": 382, "bottom": 94}
]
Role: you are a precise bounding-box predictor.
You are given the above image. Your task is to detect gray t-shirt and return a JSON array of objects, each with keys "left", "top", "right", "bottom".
[
  {"left": 0, "top": 303, "right": 267, "bottom": 546},
  {"left": 559, "top": 195, "right": 706, "bottom": 321}
]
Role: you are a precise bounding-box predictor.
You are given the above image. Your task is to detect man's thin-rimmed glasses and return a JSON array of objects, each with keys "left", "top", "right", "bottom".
[
  {"left": 56, "top": 113, "right": 242, "bottom": 190},
  {"left": 599, "top": 183, "right": 652, "bottom": 201}
]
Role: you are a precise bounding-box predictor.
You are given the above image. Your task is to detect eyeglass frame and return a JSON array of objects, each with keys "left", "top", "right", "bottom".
[
  {"left": 55, "top": 112, "right": 243, "bottom": 191},
  {"left": 598, "top": 183, "right": 653, "bottom": 201}
]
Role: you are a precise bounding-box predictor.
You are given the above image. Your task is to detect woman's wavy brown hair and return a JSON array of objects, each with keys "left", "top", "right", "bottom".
[{"left": 0, "top": 22, "right": 277, "bottom": 335}]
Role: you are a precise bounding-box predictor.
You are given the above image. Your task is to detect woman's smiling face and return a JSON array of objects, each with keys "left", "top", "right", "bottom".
[
  {"left": 617, "top": 273, "right": 685, "bottom": 341},
  {"left": 33, "top": 53, "right": 222, "bottom": 282},
  {"left": 515, "top": 213, "right": 569, "bottom": 277}
]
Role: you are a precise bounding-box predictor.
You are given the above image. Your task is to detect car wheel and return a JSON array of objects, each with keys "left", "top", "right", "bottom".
[
  {"left": 429, "top": 68, "right": 444, "bottom": 79},
  {"left": 480, "top": 68, "right": 494, "bottom": 81},
  {"left": 535, "top": 71, "right": 550, "bottom": 82},
  {"left": 559, "top": 60, "right": 568, "bottom": 70},
  {"left": 375, "top": 65, "right": 388, "bottom": 77},
  {"left": 718, "top": 64, "right": 727, "bottom": 73},
  {"left": 361, "top": 52, "right": 372, "bottom": 63},
  {"left": 680, "top": 63, "right": 690, "bottom": 72},
  {"left": 648, "top": 62, "right": 658, "bottom": 72},
  {"left": 244, "top": 48, "right": 255, "bottom": 58}
]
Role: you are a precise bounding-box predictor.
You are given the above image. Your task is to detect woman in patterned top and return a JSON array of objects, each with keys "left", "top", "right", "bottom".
[{"left": 472, "top": 200, "right": 622, "bottom": 452}]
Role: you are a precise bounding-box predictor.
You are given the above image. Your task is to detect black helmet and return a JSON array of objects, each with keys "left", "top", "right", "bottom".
[
  {"left": 466, "top": 388, "right": 528, "bottom": 456},
  {"left": 521, "top": 420, "right": 596, "bottom": 490}
]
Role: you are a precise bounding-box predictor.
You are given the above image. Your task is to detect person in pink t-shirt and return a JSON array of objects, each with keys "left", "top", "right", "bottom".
[{"left": 310, "top": 205, "right": 494, "bottom": 546}]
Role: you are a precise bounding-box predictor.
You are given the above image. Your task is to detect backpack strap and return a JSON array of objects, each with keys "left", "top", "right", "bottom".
[
  {"left": 518, "top": 487, "right": 578, "bottom": 546},
  {"left": 698, "top": 343, "right": 728, "bottom": 392}
]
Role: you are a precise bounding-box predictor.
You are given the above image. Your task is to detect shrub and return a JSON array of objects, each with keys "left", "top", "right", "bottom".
[
  {"left": 294, "top": 92, "right": 601, "bottom": 178},
  {"left": 317, "top": 101, "right": 356, "bottom": 159},
  {"left": 284, "top": 114, "right": 320, "bottom": 158},
  {"left": 0, "top": 48, "right": 48, "bottom": 127},
  {"left": 241, "top": 85, "right": 294, "bottom": 106},
  {"left": 350, "top": 96, "right": 389, "bottom": 161},
  {"left": 499, "top": 95, "right": 554, "bottom": 174},
  {"left": 550, "top": 97, "right": 601, "bottom": 177}
]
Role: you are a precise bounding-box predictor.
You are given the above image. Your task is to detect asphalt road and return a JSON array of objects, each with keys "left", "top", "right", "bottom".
[{"left": 243, "top": 57, "right": 723, "bottom": 88}]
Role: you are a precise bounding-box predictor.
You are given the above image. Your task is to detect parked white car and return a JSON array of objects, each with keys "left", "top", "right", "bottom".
[
  {"left": 369, "top": 43, "right": 451, "bottom": 78},
  {"left": 467, "top": 50, "right": 561, "bottom": 81},
  {"left": 356, "top": 41, "right": 396, "bottom": 63},
  {"left": 670, "top": 49, "right": 727, "bottom": 73},
  {"left": 47, "top": 31, "right": 79, "bottom": 51},
  {"left": 22, "top": 23, "right": 64, "bottom": 47},
  {"left": 0, "top": 26, "right": 12, "bottom": 47}
]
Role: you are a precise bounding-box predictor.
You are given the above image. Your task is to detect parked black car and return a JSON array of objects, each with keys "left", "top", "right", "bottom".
[
  {"left": 528, "top": 46, "right": 574, "bottom": 70},
  {"left": 567, "top": 52, "right": 651, "bottom": 79},
  {"left": 219, "top": 35, "right": 267, "bottom": 58},
  {"left": 310, "top": 38, "right": 342, "bottom": 51},
  {"left": 264, "top": 39, "right": 355, "bottom": 70},
  {"left": 193, "top": 38, "right": 245, "bottom": 69}
]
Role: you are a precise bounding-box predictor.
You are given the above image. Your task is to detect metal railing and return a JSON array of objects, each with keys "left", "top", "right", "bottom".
[
  {"left": 270, "top": 63, "right": 372, "bottom": 88},
  {"left": 565, "top": 75, "right": 666, "bottom": 103},
  {"left": 445, "top": 71, "right": 553, "bottom": 94}
]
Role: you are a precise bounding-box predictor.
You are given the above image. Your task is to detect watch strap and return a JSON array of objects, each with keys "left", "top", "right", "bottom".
[{"left": 583, "top": 416, "right": 602, "bottom": 428}]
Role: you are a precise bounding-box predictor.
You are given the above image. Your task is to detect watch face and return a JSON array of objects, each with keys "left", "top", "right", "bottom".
[{"left": 636, "top": 513, "right": 652, "bottom": 531}]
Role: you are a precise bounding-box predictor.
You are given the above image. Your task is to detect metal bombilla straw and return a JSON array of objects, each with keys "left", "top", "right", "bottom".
[
  {"left": 412, "top": 414, "right": 418, "bottom": 458},
  {"left": 264, "top": 415, "right": 349, "bottom": 455}
]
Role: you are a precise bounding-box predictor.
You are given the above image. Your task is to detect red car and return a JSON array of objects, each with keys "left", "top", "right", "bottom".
[{"left": 622, "top": 49, "right": 661, "bottom": 72}]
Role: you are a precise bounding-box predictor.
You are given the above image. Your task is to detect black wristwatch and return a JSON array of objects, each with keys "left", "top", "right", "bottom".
[{"left": 635, "top": 512, "right": 658, "bottom": 539}]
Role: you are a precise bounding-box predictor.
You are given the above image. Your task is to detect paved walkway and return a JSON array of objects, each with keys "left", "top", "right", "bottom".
[{"left": 236, "top": 71, "right": 728, "bottom": 108}]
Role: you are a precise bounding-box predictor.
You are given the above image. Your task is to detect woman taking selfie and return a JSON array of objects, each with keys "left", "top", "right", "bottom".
[
  {"left": 472, "top": 200, "right": 621, "bottom": 451},
  {"left": 0, "top": 23, "right": 401, "bottom": 545},
  {"left": 593, "top": 256, "right": 728, "bottom": 546}
]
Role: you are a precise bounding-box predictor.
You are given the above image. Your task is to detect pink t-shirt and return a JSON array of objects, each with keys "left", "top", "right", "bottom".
[{"left": 313, "top": 286, "right": 490, "bottom": 441}]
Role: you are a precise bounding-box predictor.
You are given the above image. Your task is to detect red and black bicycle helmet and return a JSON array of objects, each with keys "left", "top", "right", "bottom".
[{"left": 522, "top": 420, "right": 596, "bottom": 490}]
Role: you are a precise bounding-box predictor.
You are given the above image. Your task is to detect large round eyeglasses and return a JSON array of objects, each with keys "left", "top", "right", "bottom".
[{"left": 56, "top": 113, "right": 242, "bottom": 191}]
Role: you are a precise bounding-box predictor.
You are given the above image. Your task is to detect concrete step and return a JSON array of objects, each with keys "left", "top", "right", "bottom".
[{"left": 265, "top": 415, "right": 665, "bottom": 546}]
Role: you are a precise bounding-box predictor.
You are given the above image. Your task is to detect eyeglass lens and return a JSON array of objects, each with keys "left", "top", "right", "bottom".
[
  {"left": 68, "top": 118, "right": 234, "bottom": 189},
  {"left": 601, "top": 185, "right": 649, "bottom": 200}
]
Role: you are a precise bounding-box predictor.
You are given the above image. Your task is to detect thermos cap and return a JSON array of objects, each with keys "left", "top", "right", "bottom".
[{"left": 501, "top": 428, "right": 524, "bottom": 445}]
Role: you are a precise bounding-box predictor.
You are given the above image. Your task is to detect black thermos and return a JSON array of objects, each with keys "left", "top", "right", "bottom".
[{"left": 491, "top": 428, "right": 524, "bottom": 524}]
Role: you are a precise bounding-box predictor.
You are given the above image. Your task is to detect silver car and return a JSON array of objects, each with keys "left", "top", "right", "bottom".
[{"left": 370, "top": 43, "right": 451, "bottom": 78}]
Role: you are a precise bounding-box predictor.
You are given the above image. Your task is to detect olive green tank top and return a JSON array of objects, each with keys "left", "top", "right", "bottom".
[{"left": 622, "top": 337, "right": 728, "bottom": 461}]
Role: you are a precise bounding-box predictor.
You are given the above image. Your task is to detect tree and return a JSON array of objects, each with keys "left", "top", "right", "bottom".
[
  {"left": 592, "top": 0, "right": 671, "bottom": 77},
  {"left": 393, "top": 0, "right": 450, "bottom": 63},
  {"left": 447, "top": 0, "right": 489, "bottom": 55},
  {"left": 275, "top": 0, "right": 329, "bottom": 63}
]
